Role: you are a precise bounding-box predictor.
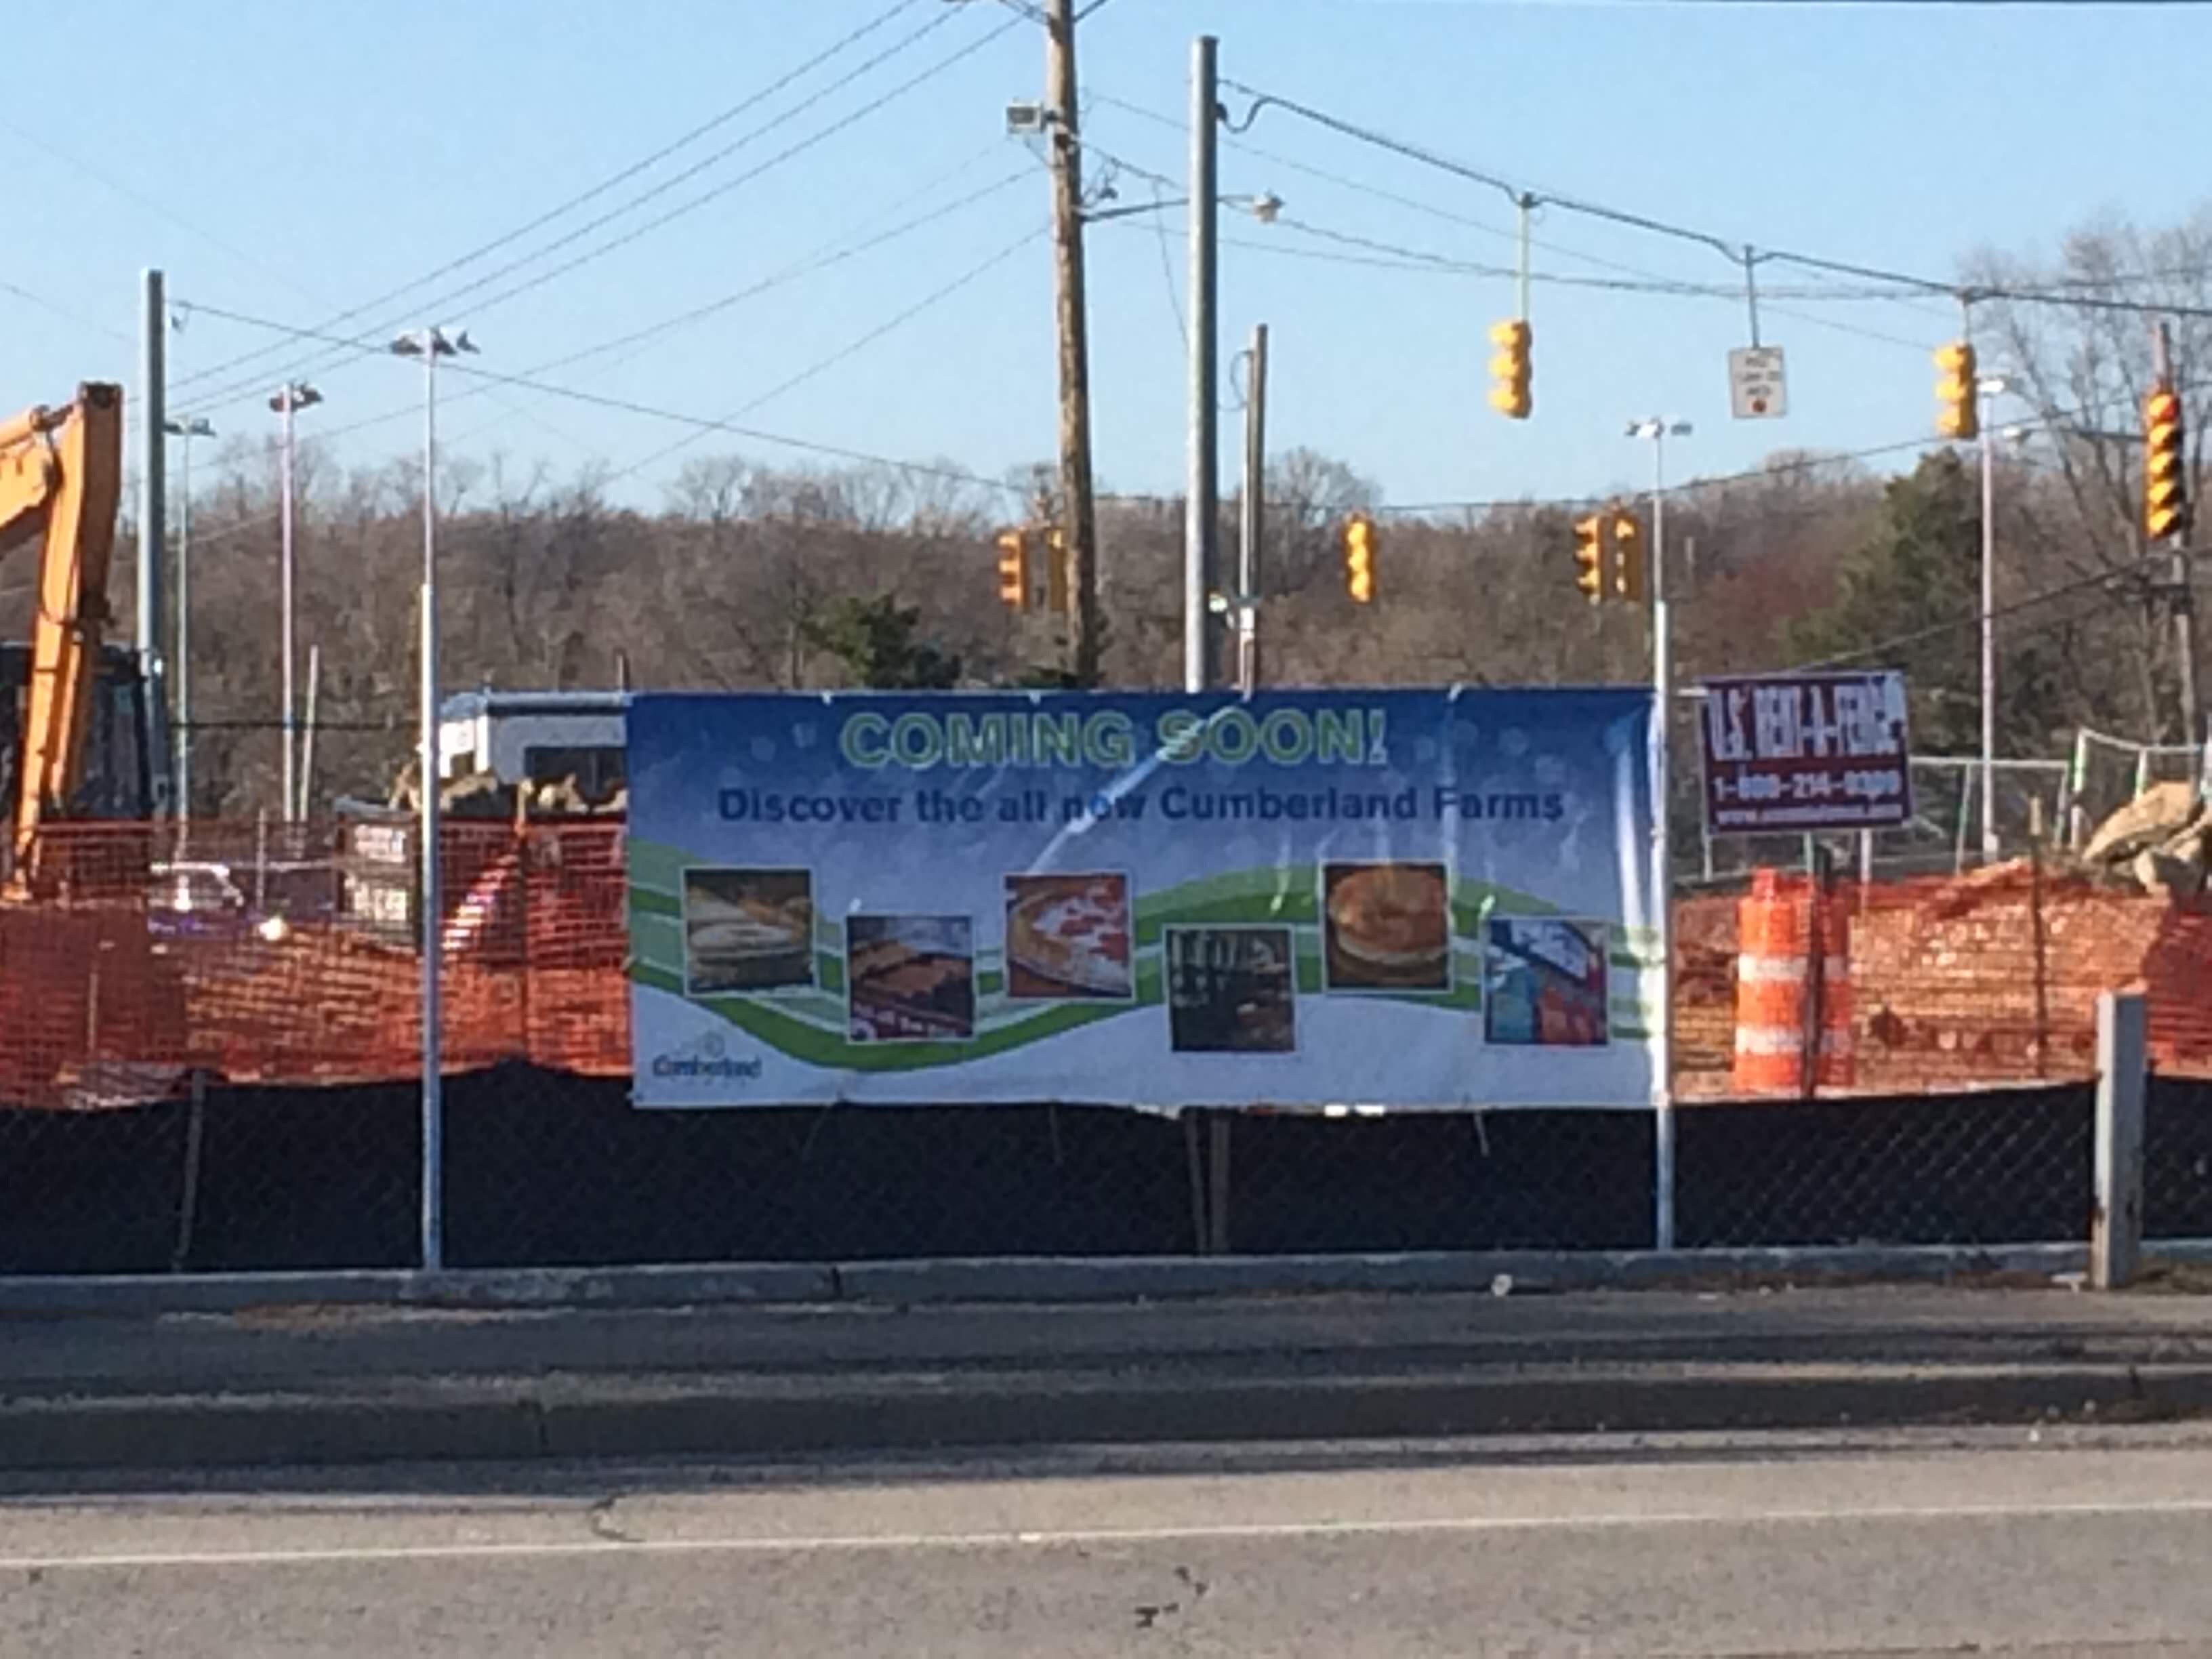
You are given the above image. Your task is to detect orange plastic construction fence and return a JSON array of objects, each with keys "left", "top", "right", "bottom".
[{"left": 5, "top": 822, "right": 2212, "bottom": 1110}]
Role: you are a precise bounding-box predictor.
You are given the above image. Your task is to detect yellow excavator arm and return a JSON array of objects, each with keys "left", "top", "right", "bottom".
[{"left": 0, "top": 383, "right": 123, "bottom": 863}]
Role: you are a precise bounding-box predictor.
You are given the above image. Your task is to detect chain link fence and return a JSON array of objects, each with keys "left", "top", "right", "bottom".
[
  {"left": 1, "top": 818, "right": 2208, "bottom": 1274},
  {"left": 2066, "top": 726, "right": 2208, "bottom": 849}
]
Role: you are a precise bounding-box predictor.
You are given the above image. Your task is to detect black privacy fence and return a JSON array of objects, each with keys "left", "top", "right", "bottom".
[{"left": 3, "top": 1067, "right": 2208, "bottom": 1275}]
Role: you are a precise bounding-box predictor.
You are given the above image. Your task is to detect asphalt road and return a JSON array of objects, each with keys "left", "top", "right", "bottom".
[{"left": 5, "top": 1427, "right": 2212, "bottom": 1656}]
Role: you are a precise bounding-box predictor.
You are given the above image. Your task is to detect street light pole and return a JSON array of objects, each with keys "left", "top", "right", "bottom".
[
  {"left": 1186, "top": 33, "right": 1220, "bottom": 695},
  {"left": 1977, "top": 375, "right": 2009, "bottom": 865},
  {"left": 390, "top": 326, "right": 476, "bottom": 1275},
  {"left": 1628, "top": 417, "right": 1689, "bottom": 1252},
  {"left": 163, "top": 416, "right": 215, "bottom": 822},
  {"left": 1627, "top": 418, "right": 1692, "bottom": 616},
  {"left": 269, "top": 381, "right": 321, "bottom": 823}
]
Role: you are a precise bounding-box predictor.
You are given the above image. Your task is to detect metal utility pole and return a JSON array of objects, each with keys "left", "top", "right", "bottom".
[
  {"left": 1629, "top": 417, "right": 1688, "bottom": 1252},
  {"left": 138, "top": 270, "right": 167, "bottom": 689},
  {"left": 270, "top": 382, "right": 322, "bottom": 823},
  {"left": 1236, "top": 324, "right": 1268, "bottom": 695},
  {"left": 1979, "top": 398, "right": 1999, "bottom": 863},
  {"left": 163, "top": 415, "right": 215, "bottom": 821},
  {"left": 390, "top": 324, "right": 476, "bottom": 1275},
  {"left": 1044, "top": 0, "right": 1103, "bottom": 686},
  {"left": 1185, "top": 34, "right": 1221, "bottom": 694},
  {"left": 1628, "top": 419, "right": 1691, "bottom": 617},
  {"left": 2155, "top": 321, "right": 2200, "bottom": 747},
  {"left": 1650, "top": 428, "right": 1675, "bottom": 1242},
  {"left": 1185, "top": 34, "right": 1220, "bottom": 695},
  {"left": 300, "top": 643, "right": 322, "bottom": 818}
]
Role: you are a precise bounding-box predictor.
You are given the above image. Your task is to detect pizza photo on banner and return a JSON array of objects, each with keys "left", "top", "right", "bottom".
[{"left": 626, "top": 688, "right": 1662, "bottom": 1111}]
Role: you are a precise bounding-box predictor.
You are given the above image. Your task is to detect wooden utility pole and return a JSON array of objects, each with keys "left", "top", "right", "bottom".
[{"left": 1045, "top": 0, "right": 1102, "bottom": 684}]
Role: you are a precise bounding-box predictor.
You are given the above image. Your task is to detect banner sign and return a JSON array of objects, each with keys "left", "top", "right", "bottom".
[
  {"left": 1698, "top": 670, "right": 1912, "bottom": 835},
  {"left": 627, "top": 688, "right": 1662, "bottom": 1111}
]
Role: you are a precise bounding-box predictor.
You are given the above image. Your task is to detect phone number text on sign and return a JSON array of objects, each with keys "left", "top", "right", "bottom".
[{"left": 1699, "top": 671, "right": 1912, "bottom": 834}]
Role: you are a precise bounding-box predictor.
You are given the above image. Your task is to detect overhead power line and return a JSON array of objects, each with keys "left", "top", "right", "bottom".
[
  {"left": 1092, "top": 210, "right": 1942, "bottom": 358},
  {"left": 1384, "top": 366, "right": 2212, "bottom": 518},
  {"left": 0, "top": 117, "right": 324, "bottom": 310},
  {"left": 167, "top": 0, "right": 933, "bottom": 397},
  {"left": 1262, "top": 215, "right": 1917, "bottom": 300},
  {"left": 178, "top": 1, "right": 1021, "bottom": 418},
  {"left": 1094, "top": 89, "right": 1689, "bottom": 291},
  {"left": 190, "top": 155, "right": 1034, "bottom": 453},
  {"left": 1, "top": 276, "right": 134, "bottom": 347},
  {"left": 600, "top": 222, "right": 1051, "bottom": 484},
  {"left": 160, "top": 299, "right": 1036, "bottom": 498},
  {"left": 1093, "top": 86, "right": 1961, "bottom": 352},
  {"left": 1217, "top": 77, "right": 2212, "bottom": 320}
]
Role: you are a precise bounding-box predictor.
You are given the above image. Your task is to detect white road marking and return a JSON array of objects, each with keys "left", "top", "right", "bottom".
[{"left": 6, "top": 1496, "right": 2212, "bottom": 1574}]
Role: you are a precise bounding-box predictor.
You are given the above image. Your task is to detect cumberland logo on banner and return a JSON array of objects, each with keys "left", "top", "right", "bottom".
[{"left": 626, "top": 688, "right": 1662, "bottom": 1111}]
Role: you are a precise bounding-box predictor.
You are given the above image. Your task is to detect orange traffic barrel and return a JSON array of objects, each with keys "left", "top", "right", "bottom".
[{"left": 1733, "top": 869, "right": 1854, "bottom": 1093}]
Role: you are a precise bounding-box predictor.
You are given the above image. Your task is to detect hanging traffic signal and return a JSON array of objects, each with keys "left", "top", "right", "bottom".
[
  {"left": 1611, "top": 506, "right": 1644, "bottom": 602},
  {"left": 995, "top": 527, "right": 1031, "bottom": 610},
  {"left": 1343, "top": 512, "right": 1377, "bottom": 603},
  {"left": 1572, "top": 514, "right": 1605, "bottom": 605},
  {"left": 1934, "top": 340, "right": 1979, "bottom": 441},
  {"left": 1487, "top": 319, "right": 1532, "bottom": 420},
  {"left": 2146, "top": 386, "right": 2191, "bottom": 541}
]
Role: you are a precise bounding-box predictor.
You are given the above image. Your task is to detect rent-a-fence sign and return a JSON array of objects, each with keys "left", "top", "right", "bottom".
[
  {"left": 1698, "top": 670, "right": 1912, "bottom": 834},
  {"left": 626, "top": 687, "right": 1663, "bottom": 1111}
]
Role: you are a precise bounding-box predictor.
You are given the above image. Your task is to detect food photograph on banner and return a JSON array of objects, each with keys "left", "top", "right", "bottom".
[
  {"left": 1483, "top": 917, "right": 1612, "bottom": 1048},
  {"left": 626, "top": 689, "right": 1663, "bottom": 1111}
]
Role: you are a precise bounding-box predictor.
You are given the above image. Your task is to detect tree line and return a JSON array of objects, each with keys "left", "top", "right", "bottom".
[{"left": 5, "top": 211, "right": 2203, "bottom": 821}]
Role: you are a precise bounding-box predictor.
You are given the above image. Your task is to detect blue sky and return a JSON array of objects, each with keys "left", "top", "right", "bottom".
[{"left": 7, "top": 0, "right": 2198, "bottom": 514}]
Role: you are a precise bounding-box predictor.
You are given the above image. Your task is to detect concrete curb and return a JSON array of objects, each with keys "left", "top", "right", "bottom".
[
  {"left": 7, "top": 1359, "right": 2211, "bottom": 1472},
  {"left": 0, "top": 1263, "right": 841, "bottom": 1318},
  {"left": 7, "top": 1241, "right": 2209, "bottom": 1319}
]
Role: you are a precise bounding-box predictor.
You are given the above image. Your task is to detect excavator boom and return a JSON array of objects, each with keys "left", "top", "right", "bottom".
[{"left": 0, "top": 383, "right": 122, "bottom": 864}]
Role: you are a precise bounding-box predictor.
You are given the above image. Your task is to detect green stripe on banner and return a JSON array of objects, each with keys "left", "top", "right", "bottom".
[
  {"left": 633, "top": 960, "right": 1170, "bottom": 1071},
  {"left": 630, "top": 888, "right": 680, "bottom": 922},
  {"left": 633, "top": 840, "right": 1557, "bottom": 936}
]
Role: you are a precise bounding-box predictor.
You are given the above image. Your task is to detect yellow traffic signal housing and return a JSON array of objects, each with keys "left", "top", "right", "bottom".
[
  {"left": 994, "top": 527, "right": 1031, "bottom": 610},
  {"left": 1611, "top": 507, "right": 1644, "bottom": 602},
  {"left": 1343, "top": 512, "right": 1378, "bottom": 603},
  {"left": 1487, "top": 319, "right": 1532, "bottom": 420},
  {"left": 2146, "top": 386, "right": 2191, "bottom": 541},
  {"left": 1934, "top": 340, "right": 1979, "bottom": 441},
  {"left": 1573, "top": 514, "right": 1605, "bottom": 605}
]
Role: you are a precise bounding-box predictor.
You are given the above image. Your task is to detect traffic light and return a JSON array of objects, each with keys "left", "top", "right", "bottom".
[
  {"left": 994, "top": 527, "right": 1031, "bottom": 610},
  {"left": 1934, "top": 340, "right": 1979, "bottom": 441},
  {"left": 2146, "top": 386, "right": 2191, "bottom": 541},
  {"left": 1572, "top": 514, "right": 1605, "bottom": 605},
  {"left": 1343, "top": 512, "right": 1377, "bottom": 603},
  {"left": 1044, "top": 525, "right": 1070, "bottom": 614},
  {"left": 1487, "top": 318, "right": 1532, "bottom": 420},
  {"left": 1610, "top": 506, "right": 1644, "bottom": 602}
]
